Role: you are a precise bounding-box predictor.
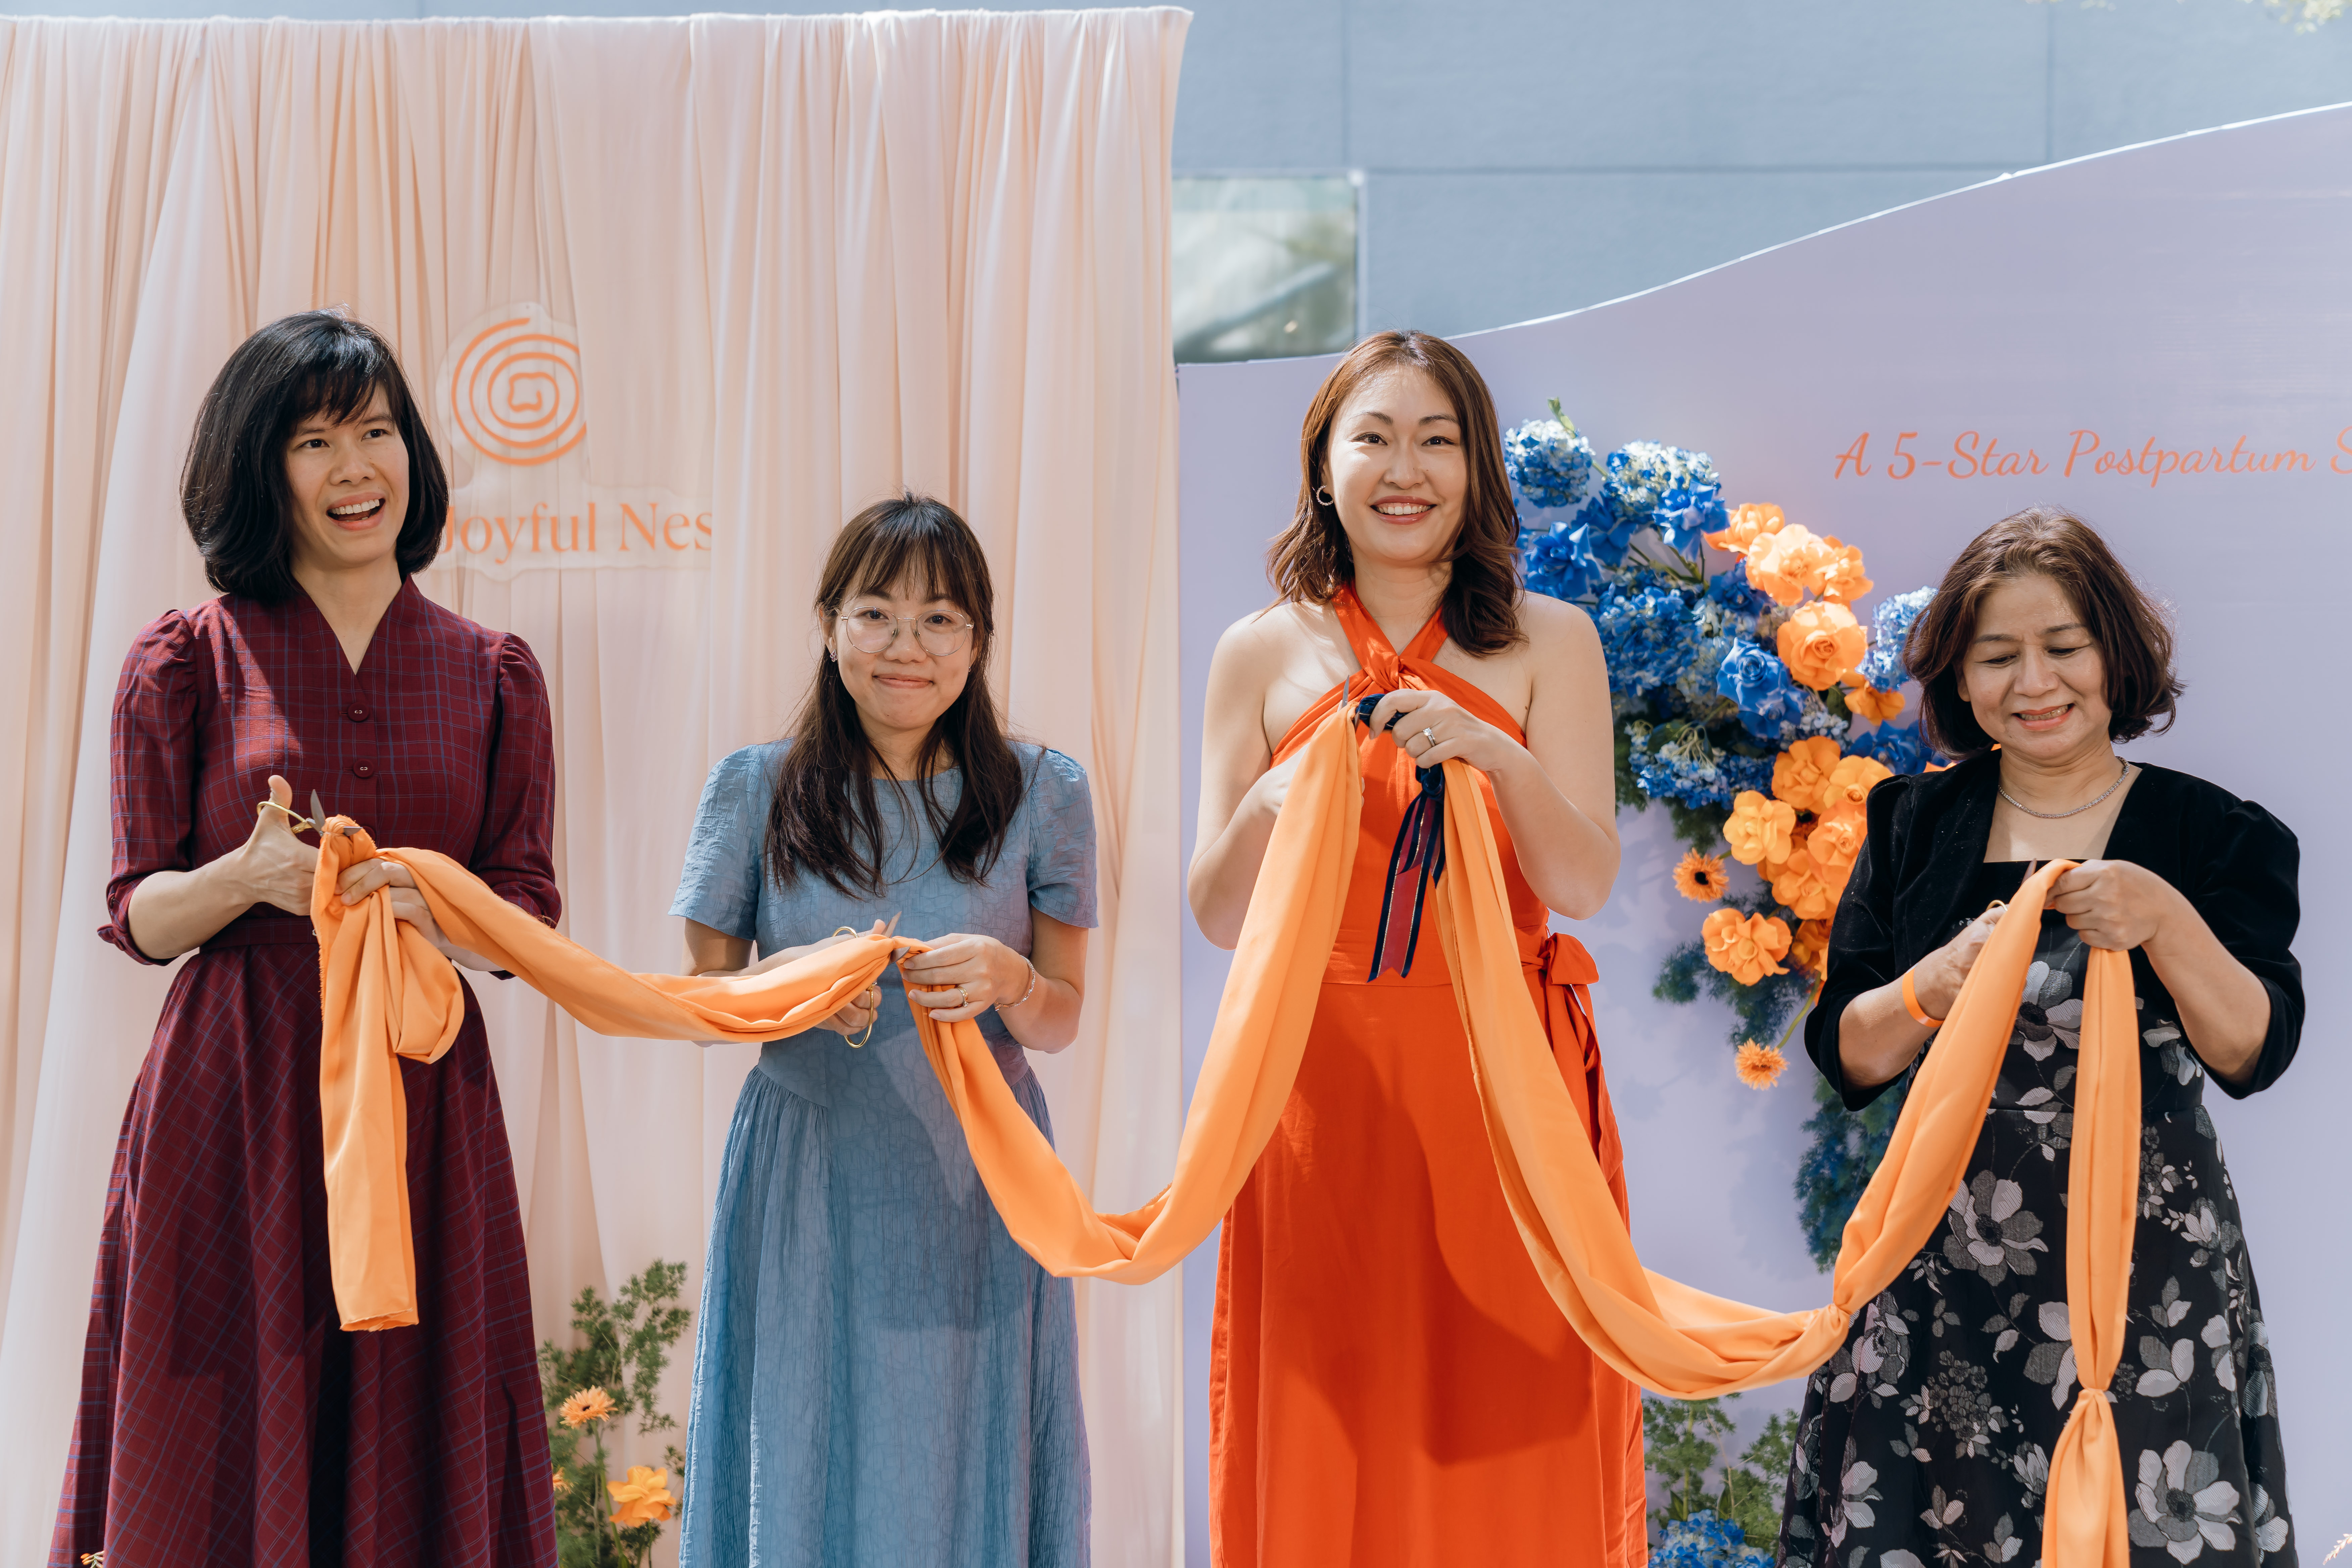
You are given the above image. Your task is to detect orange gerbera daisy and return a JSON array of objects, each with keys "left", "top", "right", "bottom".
[
  {"left": 1672, "top": 849, "right": 1728, "bottom": 902},
  {"left": 551, "top": 1466, "right": 570, "bottom": 1494},
  {"left": 1702, "top": 908, "right": 1791, "bottom": 985},
  {"left": 1735, "top": 1039, "right": 1789, "bottom": 1089},
  {"left": 559, "top": 1387, "right": 616, "bottom": 1428},
  {"left": 610, "top": 1466, "right": 678, "bottom": 1528}
]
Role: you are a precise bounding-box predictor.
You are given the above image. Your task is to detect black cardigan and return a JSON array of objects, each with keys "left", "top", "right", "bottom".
[{"left": 1804, "top": 752, "right": 2304, "bottom": 1110}]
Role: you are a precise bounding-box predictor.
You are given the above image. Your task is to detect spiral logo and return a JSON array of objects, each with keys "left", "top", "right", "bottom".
[{"left": 447, "top": 313, "right": 586, "bottom": 467}]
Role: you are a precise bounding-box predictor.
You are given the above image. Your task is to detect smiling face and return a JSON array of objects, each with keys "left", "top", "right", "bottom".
[
  {"left": 1956, "top": 573, "right": 2115, "bottom": 764},
  {"left": 281, "top": 386, "right": 409, "bottom": 580},
  {"left": 1321, "top": 365, "right": 1468, "bottom": 576},
  {"left": 827, "top": 572, "right": 979, "bottom": 764}
]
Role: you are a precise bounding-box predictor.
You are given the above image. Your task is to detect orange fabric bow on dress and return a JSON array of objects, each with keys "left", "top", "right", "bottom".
[{"left": 313, "top": 700, "right": 2137, "bottom": 1564}]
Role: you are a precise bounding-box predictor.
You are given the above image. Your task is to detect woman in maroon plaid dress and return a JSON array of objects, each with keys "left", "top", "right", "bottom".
[{"left": 52, "top": 312, "right": 560, "bottom": 1567}]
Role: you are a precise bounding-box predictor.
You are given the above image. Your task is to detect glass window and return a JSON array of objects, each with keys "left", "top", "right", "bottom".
[{"left": 1172, "top": 174, "right": 1359, "bottom": 363}]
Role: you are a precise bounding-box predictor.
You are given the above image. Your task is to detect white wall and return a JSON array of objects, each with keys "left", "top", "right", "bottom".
[{"left": 1176, "top": 102, "right": 2352, "bottom": 1562}]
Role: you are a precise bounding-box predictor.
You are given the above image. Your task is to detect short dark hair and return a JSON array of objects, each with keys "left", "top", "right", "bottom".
[
  {"left": 1265, "top": 329, "right": 1525, "bottom": 656},
  {"left": 180, "top": 311, "right": 448, "bottom": 603},
  {"left": 1905, "top": 506, "right": 2183, "bottom": 758}
]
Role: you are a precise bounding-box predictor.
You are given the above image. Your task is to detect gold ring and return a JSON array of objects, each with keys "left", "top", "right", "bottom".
[{"left": 956, "top": 984, "right": 969, "bottom": 1009}]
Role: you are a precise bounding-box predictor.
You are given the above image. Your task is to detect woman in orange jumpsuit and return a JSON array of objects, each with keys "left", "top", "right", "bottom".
[{"left": 1189, "top": 329, "right": 1644, "bottom": 1566}]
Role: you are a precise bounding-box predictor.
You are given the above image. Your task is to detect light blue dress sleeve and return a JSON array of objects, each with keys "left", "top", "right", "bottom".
[
  {"left": 1023, "top": 747, "right": 1098, "bottom": 930},
  {"left": 669, "top": 743, "right": 778, "bottom": 940}
]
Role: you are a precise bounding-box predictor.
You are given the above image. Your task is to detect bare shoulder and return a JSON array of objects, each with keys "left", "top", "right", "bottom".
[
  {"left": 1515, "top": 590, "right": 1599, "bottom": 656},
  {"left": 1215, "top": 598, "right": 1327, "bottom": 658}
]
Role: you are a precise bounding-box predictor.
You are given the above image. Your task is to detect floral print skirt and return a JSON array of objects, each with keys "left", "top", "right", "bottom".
[{"left": 1778, "top": 918, "right": 2295, "bottom": 1567}]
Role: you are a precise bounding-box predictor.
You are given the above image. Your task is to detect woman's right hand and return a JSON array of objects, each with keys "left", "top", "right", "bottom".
[
  {"left": 233, "top": 775, "right": 322, "bottom": 916},
  {"left": 1247, "top": 752, "right": 1303, "bottom": 824},
  {"left": 1911, "top": 904, "right": 2002, "bottom": 1019}
]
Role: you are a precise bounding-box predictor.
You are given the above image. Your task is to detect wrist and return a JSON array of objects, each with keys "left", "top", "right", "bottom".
[{"left": 998, "top": 952, "right": 1041, "bottom": 1013}]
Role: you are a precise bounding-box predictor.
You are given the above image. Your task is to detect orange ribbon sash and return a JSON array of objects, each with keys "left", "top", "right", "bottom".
[{"left": 314, "top": 701, "right": 2134, "bottom": 1562}]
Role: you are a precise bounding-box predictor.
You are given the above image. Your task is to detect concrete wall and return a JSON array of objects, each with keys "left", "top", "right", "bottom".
[{"left": 12, "top": 0, "right": 2352, "bottom": 336}]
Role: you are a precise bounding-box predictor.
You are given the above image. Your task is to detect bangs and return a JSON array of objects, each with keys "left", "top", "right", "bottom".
[
  {"left": 844, "top": 505, "right": 992, "bottom": 629},
  {"left": 283, "top": 339, "right": 405, "bottom": 437}
]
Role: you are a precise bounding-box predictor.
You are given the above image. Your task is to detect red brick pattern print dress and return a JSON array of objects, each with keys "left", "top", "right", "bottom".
[{"left": 51, "top": 579, "right": 560, "bottom": 1568}]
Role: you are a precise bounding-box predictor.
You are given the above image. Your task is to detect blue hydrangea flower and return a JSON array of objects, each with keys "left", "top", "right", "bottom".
[
  {"left": 1628, "top": 723, "right": 1774, "bottom": 808},
  {"left": 1503, "top": 411, "right": 1596, "bottom": 512},
  {"left": 1564, "top": 492, "right": 1637, "bottom": 567},
  {"left": 1654, "top": 1510, "right": 1770, "bottom": 1568},
  {"left": 1519, "top": 521, "right": 1606, "bottom": 601},
  {"left": 1601, "top": 442, "right": 1728, "bottom": 554},
  {"left": 1714, "top": 638, "right": 1804, "bottom": 741},
  {"left": 1707, "top": 559, "right": 1776, "bottom": 620},
  {"left": 1846, "top": 721, "right": 1937, "bottom": 775},
  {"left": 1857, "top": 585, "right": 1936, "bottom": 691},
  {"left": 1595, "top": 583, "right": 1699, "bottom": 699}
]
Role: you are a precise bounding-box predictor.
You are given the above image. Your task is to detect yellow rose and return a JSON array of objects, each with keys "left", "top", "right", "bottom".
[
  {"left": 1702, "top": 908, "right": 1792, "bottom": 985},
  {"left": 1815, "top": 535, "right": 1874, "bottom": 602},
  {"left": 1776, "top": 600, "right": 1868, "bottom": 691},
  {"left": 1817, "top": 754, "right": 1894, "bottom": 816},
  {"left": 1706, "top": 501, "right": 1785, "bottom": 556},
  {"left": 1745, "top": 524, "right": 1833, "bottom": 606},
  {"left": 1723, "top": 790, "right": 1797, "bottom": 866},
  {"left": 1771, "top": 736, "right": 1844, "bottom": 814}
]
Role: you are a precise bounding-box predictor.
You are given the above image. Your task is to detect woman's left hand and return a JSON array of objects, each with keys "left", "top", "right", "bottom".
[
  {"left": 900, "top": 932, "right": 1035, "bottom": 1024},
  {"left": 2048, "top": 859, "right": 2189, "bottom": 951},
  {"left": 339, "top": 856, "right": 496, "bottom": 970},
  {"left": 1364, "top": 688, "right": 1525, "bottom": 776}
]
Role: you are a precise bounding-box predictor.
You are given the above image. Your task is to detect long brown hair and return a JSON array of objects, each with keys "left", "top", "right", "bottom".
[
  {"left": 765, "top": 493, "right": 1030, "bottom": 895},
  {"left": 1905, "top": 506, "right": 2183, "bottom": 759},
  {"left": 1264, "top": 329, "right": 1524, "bottom": 655}
]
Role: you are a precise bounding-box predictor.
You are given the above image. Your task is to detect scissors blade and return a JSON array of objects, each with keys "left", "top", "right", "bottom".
[
  {"left": 310, "top": 791, "right": 330, "bottom": 834},
  {"left": 882, "top": 911, "right": 903, "bottom": 939}
]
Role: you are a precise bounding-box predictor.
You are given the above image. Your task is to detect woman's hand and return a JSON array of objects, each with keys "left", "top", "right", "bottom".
[
  {"left": 803, "top": 921, "right": 886, "bottom": 1036},
  {"left": 1910, "top": 904, "right": 2003, "bottom": 1018},
  {"left": 337, "top": 854, "right": 499, "bottom": 972},
  {"left": 1245, "top": 751, "right": 1304, "bottom": 824},
  {"left": 235, "top": 774, "right": 322, "bottom": 915},
  {"left": 1365, "top": 688, "right": 1527, "bottom": 777},
  {"left": 899, "top": 933, "right": 1035, "bottom": 1025},
  {"left": 2049, "top": 860, "right": 2187, "bottom": 951}
]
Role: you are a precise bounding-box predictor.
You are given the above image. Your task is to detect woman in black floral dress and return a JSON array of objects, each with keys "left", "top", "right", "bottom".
[{"left": 1779, "top": 509, "right": 2301, "bottom": 1568}]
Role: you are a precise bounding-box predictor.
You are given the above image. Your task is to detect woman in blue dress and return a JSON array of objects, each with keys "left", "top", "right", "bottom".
[{"left": 670, "top": 492, "right": 1093, "bottom": 1566}]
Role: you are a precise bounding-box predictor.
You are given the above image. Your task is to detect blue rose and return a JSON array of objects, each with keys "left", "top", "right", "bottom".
[
  {"left": 1707, "top": 559, "right": 1775, "bottom": 619},
  {"left": 1714, "top": 637, "right": 1803, "bottom": 741},
  {"left": 1519, "top": 521, "right": 1605, "bottom": 601},
  {"left": 1846, "top": 722, "right": 1937, "bottom": 775}
]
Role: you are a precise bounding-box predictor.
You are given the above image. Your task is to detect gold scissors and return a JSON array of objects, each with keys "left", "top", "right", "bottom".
[
  {"left": 259, "top": 788, "right": 354, "bottom": 837},
  {"left": 827, "top": 913, "right": 901, "bottom": 1048}
]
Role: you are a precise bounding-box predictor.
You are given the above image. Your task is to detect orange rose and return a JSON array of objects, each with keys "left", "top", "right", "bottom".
[
  {"left": 609, "top": 1465, "right": 677, "bottom": 1528},
  {"left": 1702, "top": 908, "right": 1791, "bottom": 985},
  {"left": 1847, "top": 683, "right": 1906, "bottom": 724},
  {"left": 1766, "top": 842, "right": 1838, "bottom": 921},
  {"left": 1815, "top": 535, "right": 1874, "bottom": 602},
  {"left": 1771, "top": 736, "right": 1843, "bottom": 814},
  {"left": 1776, "top": 600, "right": 1867, "bottom": 690},
  {"left": 1706, "top": 501, "right": 1785, "bottom": 556},
  {"left": 1807, "top": 806, "right": 1868, "bottom": 880},
  {"left": 1817, "top": 753, "right": 1894, "bottom": 816},
  {"left": 1745, "top": 524, "right": 1834, "bottom": 606},
  {"left": 1734, "top": 1039, "right": 1789, "bottom": 1089},
  {"left": 1791, "top": 917, "right": 1833, "bottom": 978},
  {"left": 1722, "top": 790, "right": 1797, "bottom": 866}
]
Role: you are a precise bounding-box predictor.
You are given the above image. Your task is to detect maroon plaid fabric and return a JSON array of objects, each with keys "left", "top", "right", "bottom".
[{"left": 53, "top": 581, "right": 561, "bottom": 1567}]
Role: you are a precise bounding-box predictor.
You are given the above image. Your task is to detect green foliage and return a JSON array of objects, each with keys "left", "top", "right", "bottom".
[
  {"left": 1644, "top": 1392, "right": 1797, "bottom": 1551},
  {"left": 1794, "top": 1075, "right": 1910, "bottom": 1270},
  {"left": 539, "top": 1261, "right": 694, "bottom": 1568}
]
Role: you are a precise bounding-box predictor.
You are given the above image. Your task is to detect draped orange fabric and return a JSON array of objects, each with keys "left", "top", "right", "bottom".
[{"left": 313, "top": 709, "right": 2138, "bottom": 1562}]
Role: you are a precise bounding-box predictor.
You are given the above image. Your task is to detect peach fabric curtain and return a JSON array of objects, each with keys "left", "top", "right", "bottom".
[{"left": 0, "top": 14, "right": 1188, "bottom": 1567}]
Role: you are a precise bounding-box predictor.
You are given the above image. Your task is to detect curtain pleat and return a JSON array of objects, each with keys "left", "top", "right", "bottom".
[{"left": 0, "top": 15, "right": 1187, "bottom": 1566}]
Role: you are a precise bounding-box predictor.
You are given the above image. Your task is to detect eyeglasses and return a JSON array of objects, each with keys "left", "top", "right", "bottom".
[{"left": 836, "top": 607, "right": 976, "bottom": 656}]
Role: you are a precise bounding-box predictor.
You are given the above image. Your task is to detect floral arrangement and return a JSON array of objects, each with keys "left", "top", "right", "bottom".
[
  {"left": 1643, "top": 1392, "right": 1795, "bottom": 1565},
  {"left": 541, "top": 1261, "right": 693, "bottom": 1567},
  {"left": 1506, "top": 403, "right": 1940, "bottom": 1265}
]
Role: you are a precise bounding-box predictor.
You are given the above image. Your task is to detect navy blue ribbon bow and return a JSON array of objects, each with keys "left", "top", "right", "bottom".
[{"left": 1352, "top": 692, "right": 1447, "bottom": 980}]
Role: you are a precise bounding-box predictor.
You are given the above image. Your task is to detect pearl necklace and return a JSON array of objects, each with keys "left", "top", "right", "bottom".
[{"left": 1997, "top": 758, "right": 2130, "bottom": 820}]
